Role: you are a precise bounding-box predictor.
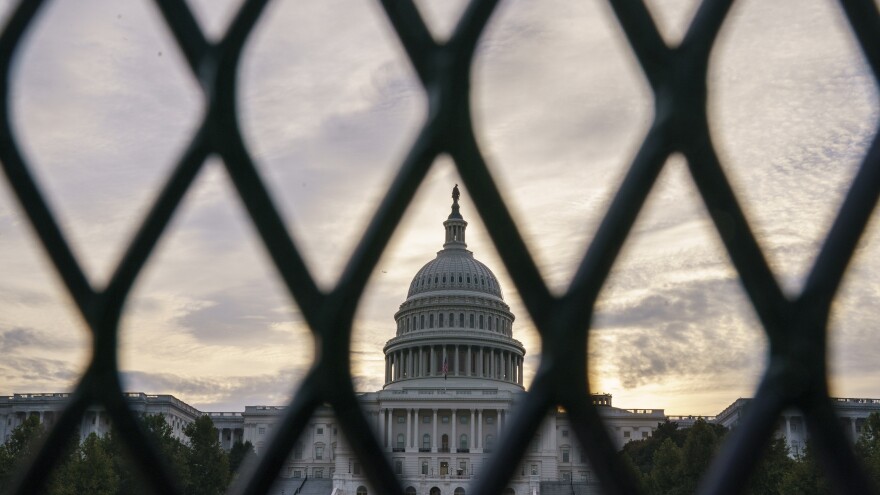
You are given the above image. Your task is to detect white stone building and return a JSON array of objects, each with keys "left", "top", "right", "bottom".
[{"left": 3, "top": 190, "right": 879, "bottom": 494}]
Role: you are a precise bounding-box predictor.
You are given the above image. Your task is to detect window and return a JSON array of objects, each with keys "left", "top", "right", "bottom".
[
  {"left": 394, "top": 460, "right": 402, "bottom": 475},
  {"left": 357, "top": 487, "right": 368, "bottom": 495},
  {"left": 449, "top": 313, "right": 454, "bottom": 327},
  {"left": 423, "top": 416, "right": 431, "bottom": 423},
  {"left": 429, "top": 314, "right": 434, "bottom": 328},
  {"left": 407, "top": 488, "right": 418, "bottom": 495},
  {"left": 530, "top": 435, "right": 541, "bottom": 453},
  {"left": 487, "top": 416, "right": 494, "bottom": 424},
  {"left": 315, "top": 445, "right": 324, "bottom": 460},
  {"left": 562, "top": 472, "right": 571, "bottom": 482},
  {"left": 485, "top": 434, "right": 494, "bottom": 451},
  {"left": 294, "top": 443, "right": 303, "bottom": 460},
  {"left": 422, "top": 434, "right": 431, "bottom": 450},
  {"left": 562, "top": 429, "right": 569, "bottom": 437},
  {"left": 397, "top": 434, "right": 405, "bottom": 450},
  {"left": 354, "top": 463, "right": 362, "bottom": 475},
  {"left": 397, "top": 416, "right": 405, "bottom": 424},
  {"left": 460, "top": 434, "right": 468, "bottom": 450},
  {"left": 439, "top": 313, "right": 444, "bottom": 327},
  {"left": 479, "top": 314, "right": 484, "bottom": 329},
  {"left": 469, "top": 314, "right": 475, "bottom": 328},
  {"left": 562, "top": 448, "right": 570, "bottom": 463},
  {"left": 454, "top": 488, "right": 466, "bottom": 495},
  {"left": 317, "top": 427, "right": 324, "bottom": 435},
  {"left": 460, "top": 415, "right": 469, "bottom": 424},
  {"left": 531, "top": 464, "right": 538, "bottom": 476},
  {"left": 459, "top": 461, "right": 467, "bottom": 474},
  {"left": 314, "top": 468, "right": 323, "bottom": 478},
  {"left": 623, "top": 430, "right": 631, "bottom": 438},
  {"left": 442, "top": 415, "right": 449, "bottom": 423},
  {"left": 258, "top": 427, "right": 266, "bottom": 435},
  {"left": 642, "top": 431, "right": 650, "bottom": 439},
  {"left": 459, "top": 313, "right": 464, "bottom": 327},
  {"left": 420, "top": 314, "right": 425, "bottom": 329},
  {"left": 293, "top": 470, "right": 302, "bottom": 479},
  {"left": 421, "top": 460, "right": 429, "bottom": 475}
]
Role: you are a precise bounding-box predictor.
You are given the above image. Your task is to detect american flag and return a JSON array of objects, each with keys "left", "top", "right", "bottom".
[{"left": 442, "top": 357, "right": 448, "bottom": 379}]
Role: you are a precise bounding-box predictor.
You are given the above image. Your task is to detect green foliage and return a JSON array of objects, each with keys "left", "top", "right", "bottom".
[
  {"left": 229, "top": 440, "right": 255, "bottom": 476},
  {"left": 856, "top": 412, "right": 880, "bottom": 490},
  {"left": 184, "top": 415, "right": 229, "bottom": 495},
  {"left": 778, "top": 440, "right": 831, "bottom": 495},
  {"left": 745, "top": 436, "right": 794, "bottom": 495},
  {"left": 679, "top": 419, "right": 719, "bottom": 493},
  {"left": 0, "top": 415, "right": 45, "bottom": 489},
  {"left": 650, "top": 438, "right": 684, "bottom": 495}
]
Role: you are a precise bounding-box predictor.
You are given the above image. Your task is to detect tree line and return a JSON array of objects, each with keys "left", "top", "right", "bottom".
[
  {"left": 0, "top": 413, "right": 255, "bottom": 495},
  {"left": 619, "top": 413, "right": 880, "bottom": 494}
]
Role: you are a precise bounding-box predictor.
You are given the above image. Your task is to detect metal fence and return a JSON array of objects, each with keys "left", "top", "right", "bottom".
[{"left": 1, "top": 0, "right": 878, "bottom": 494}]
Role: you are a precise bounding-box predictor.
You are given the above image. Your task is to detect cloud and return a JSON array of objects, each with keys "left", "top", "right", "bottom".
[{"left": 121, "top": 369, "right": 306, "bottom": 411}]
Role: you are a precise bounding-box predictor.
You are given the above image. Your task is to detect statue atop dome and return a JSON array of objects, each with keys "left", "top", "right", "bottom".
[{"left": 452, "top": 184, "right": 460, "bottom": 202}]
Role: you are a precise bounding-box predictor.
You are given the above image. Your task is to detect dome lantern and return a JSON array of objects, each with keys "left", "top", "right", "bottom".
[{"left": 443, "top": 184, "right": 467, "bottom": 249}]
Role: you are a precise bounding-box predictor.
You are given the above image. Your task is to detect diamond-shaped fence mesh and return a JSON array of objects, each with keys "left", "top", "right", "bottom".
[{"left": 1, "top": 0, "right": 879, "bottom": 494}]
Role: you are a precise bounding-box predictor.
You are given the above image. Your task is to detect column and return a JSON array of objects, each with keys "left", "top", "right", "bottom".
[
  {"left": 387, "top": 409, "right": 393, "bottom": 449},
  {"left": 490, "top": 349, "right": 495, "bottom": 378},
  {"left": 497, "top": 408, "right": 502, "bottom": 444},
  {"left": 452, "top": 410, "right": 457, "bottom": 453},
  {"left": 507, "top": 352, "right": 512, "bottom": 381},
  {"left": 519, "top": 357, "right": 524, "bottom": 385},
  {"left": 455, "top": 346, "right": 460, "bottom": 376},
  {"left": 379, "top": 409, "right": 386, "bottom": 448},
  {"left": 406, "top": 408, "right": 412, "bottom": 450},
  {"left": 412, "top": 409, "right": 418, "bottom": 448},
  {"left": 421, "top": 347, "right": 426, "bottom": 376},
  {"left": 430, "top": 346, "right": 436, "bottom": 376},
  {"left": 470, "top": 409, "right": 475, "bottom": 450},
  {"left": 432, "top": 409, "right": 438, "bottom": 452},
  {"left": 479, "top": 348, "right": 484, "bottom": 377},
  {"left": 785, "top": 415, "right": 791, "bottom": 443},
  {"left": 442, "top": 346, "right": 448, "bottom": 375},
  {"left": 467, "top": 346, "right": 473, "bottom": 376},
  {"left": 477, "top": 409, "right": 483, "bottom": 449}
]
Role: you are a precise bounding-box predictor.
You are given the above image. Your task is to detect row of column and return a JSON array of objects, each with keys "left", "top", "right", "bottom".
[
  {"left": 385, "top": 345, "right": 524, "bottom": 385},
  {"left": 377, "top": 407, "right": 507, "bottom": 453}
]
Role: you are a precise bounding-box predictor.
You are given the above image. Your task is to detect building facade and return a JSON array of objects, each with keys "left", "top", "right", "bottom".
[{"left": 3, "top": 189, "right": 880, "bottom": 495}]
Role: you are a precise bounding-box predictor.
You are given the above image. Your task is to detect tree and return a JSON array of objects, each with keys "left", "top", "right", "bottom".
[
  {"left": 228, "top": 440, "right": 255, "bottom": 476},
  {"left": 745, "top": 436, "right": 794, "bottom": 495},
  {"left": 856, "top": 412, "right": 880, "bottom": 489},
  {"left": 49, "top": 433, "right": 119, "bottom": 495},
  {"left": 650, "top": 438, "right": 683, "bottom": 495},
  {"left": 184, "top": 415, "right": 229, "bottom": 495},
  {"left": 779, "top": 440, "right": 831, "bottom": 495},
  {"left": 678, "top": 419, "right": 721, "bottom": 494},
  {"left": 0, "top": 415, "right": 45, "bottom": 489}
]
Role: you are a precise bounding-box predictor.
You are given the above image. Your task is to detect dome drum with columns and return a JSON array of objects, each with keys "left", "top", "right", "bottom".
[{"left": 383, "top": 186, "right": 525, "bottom": 390}]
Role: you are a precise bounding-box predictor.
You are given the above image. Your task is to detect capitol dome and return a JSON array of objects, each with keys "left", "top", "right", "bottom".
[{"left": 383, "top": 186, "right": 525, "bottom": 391}]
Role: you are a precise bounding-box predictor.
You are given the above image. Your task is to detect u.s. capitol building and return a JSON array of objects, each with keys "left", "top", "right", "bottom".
[{"left": 3, "top": 188, "right": 879, "bottom": 495}]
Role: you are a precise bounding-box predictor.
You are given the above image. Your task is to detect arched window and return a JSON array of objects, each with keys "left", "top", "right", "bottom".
[
  {"left": 405, "top": 488, "right": 417, "bottom": 495},
  {"left": 485, "top": 434, "right": 494, "bottom": 451},
  {"left": 503, "top": 489, "right": 516, "bottom": 495},
  {"left": 420, "top": 314, "right": 425, "bottom": 329},
  {"left": 357, "top": 486, "right": 368, "bottom": 495},
  {"left": 396, "top": 433, "right": 404, "bottom": 450},
  {"left": 496, "top": 317, "right": 500, "bottom": 332},
  {"left": 429, "top": 314, "right": 434, "bottom": 328},
  {"left": 460, "top": 434, "right": 468, "bottom": 450},
  {"left": 454, "top": 488, "right": 466, "bottom": 495},
  {"left": 479, "top": 315, "right": 484, "bottom": 329},
  {"left": 439, "top": 313, "right": 444, "bottom": 327},
  {"left": 459, "top": 313, "right": 464, "bottom": 327},
  {"left": 449, "top": 312, "right": 454, "bottom": 327},
  {"left": 423, "top": 433, "right": 431, "bottom": 450},
  {"left": 430, "top": 488, "right": 441, "bottom": 495},
  {"left": 441, "top": 434, "right": 449, "bottom": 451},
  {"left": 469, "top": 314, "right": 475, "bottom": 328}
]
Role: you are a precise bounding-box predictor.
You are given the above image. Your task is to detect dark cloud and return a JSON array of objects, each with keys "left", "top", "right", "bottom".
[
  {"left": 0, "top": 326, "right": 76, "bottom": 353},
  {"left": 591, "top": 276, "right": 763, "bottom": 389}
]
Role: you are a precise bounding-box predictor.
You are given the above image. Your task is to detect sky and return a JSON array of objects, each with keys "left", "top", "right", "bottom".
[{"left": 0, "top": 0, "right": 877, "bottom": 416}]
